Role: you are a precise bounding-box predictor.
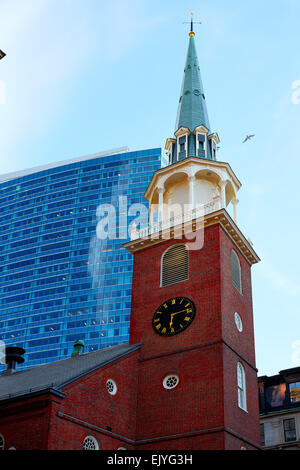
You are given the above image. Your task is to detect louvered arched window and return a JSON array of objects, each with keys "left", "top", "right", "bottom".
[
  {"left": 231, "top": 250, "right": 242, "bottom": 294},
  {"left": 161, "top": 244, "right": 189, "bottom": 287},
  {"left": 237, "top": 362, "right": 247, "bottom": 411}
]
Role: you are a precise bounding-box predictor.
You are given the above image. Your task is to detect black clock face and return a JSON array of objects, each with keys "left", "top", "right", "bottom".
[{"left": 152, "top": 297, "right": 196, "bottom": 337}]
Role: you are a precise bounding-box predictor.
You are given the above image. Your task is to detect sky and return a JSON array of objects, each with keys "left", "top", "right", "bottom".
[{"left": 0, "top": 0, "right": 300, "bottom": 376}]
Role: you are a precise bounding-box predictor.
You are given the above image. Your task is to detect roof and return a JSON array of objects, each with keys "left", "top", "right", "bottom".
[
  {"left": 175, "top": 35, "right": 210, "bottom": 146},
  {"left": 0, "top": 343, "right": 141, "bottom": 402},
  {"left": 0, "top": 146, "right": 130, "bottom": 184}
]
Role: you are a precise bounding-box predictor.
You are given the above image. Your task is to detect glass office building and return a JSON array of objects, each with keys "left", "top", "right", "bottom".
[{"left": 0, "top": 147, "right": 162, "bottom": 371}]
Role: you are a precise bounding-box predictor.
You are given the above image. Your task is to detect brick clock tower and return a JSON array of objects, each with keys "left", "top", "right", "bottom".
[{"left": 125, "top": 16, "right": 261, "bottom": 450}]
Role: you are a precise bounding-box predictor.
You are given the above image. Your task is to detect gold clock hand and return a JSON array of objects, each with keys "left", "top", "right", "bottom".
[{"left": 170, "top": 309, "right": 189, "bottom": 317}]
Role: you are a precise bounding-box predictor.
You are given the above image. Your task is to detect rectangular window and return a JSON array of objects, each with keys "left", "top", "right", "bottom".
[
  {"left": 289, "top": 382, "right": 300, "bottom": 403},
  {"left": 283, "top": 418, "right": 297, "bottom": 443}
]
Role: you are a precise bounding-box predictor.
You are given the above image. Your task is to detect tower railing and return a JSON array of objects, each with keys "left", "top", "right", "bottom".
[{"left": 130, "top": 199, "right": 219, "bottom": 241}]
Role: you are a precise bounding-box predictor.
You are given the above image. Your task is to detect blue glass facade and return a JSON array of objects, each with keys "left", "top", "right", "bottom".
[{"left": 0, "top": 148, "right": 162, "bottom": 371}]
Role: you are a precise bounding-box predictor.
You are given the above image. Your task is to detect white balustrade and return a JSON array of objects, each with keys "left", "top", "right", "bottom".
[{"left": 129, "top": 199, "right": 219, "bottom": 241}]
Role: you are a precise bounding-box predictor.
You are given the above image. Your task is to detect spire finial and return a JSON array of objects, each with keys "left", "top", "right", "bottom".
[{"left": 183, "top": 11, "right": 201, "bottom": 37}]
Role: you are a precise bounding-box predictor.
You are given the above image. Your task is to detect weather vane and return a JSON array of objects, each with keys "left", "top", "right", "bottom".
[{"left": 183, "top": 10, "right": 202, "bottom": 36}]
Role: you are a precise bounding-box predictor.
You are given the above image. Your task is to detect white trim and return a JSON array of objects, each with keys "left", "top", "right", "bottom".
[
  {"left": 106, "top": 378, "right": 118, "bottom": 396},
  {"left": 234, "top": 312, "right": 243, "bottom": 333},
  {"left": 163, "top": 375, "right": 180, "bottom": 390},
  {"left": 83, "top": 435, "right": 100, "bottom": 450},
  {"left": 160, "top": 243, "right": 189, "bottom": 288},
  {"left": 231, "top": 250, "right": 243, "bottom": 295},
  {"left": 237, "top": 362, "right": 247, "bottom": 412},
  {"left": 195, "top": 132, "right": 207, "bottom": 157}
]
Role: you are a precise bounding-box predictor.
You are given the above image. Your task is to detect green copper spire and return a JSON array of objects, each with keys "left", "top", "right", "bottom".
[
  {"left": 175, "top": 34, "right": 210, "bottom": 137},
  {"left": 165, "top": 17, "right": 219, "bottom": 165}
]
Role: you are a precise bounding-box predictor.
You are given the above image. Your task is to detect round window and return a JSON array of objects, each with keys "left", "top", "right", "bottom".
[
  {"left": 83, "top": 436, "right": 99, "bottom": 450},
  {"left": 106, "top": 379, "right": 117, "bottom": 396},
  {"left": 235, "top": 312, "right": 243, "bottom": 332},
  {"left": 163, "top": 375, "right": 179, "bottom": 390}
]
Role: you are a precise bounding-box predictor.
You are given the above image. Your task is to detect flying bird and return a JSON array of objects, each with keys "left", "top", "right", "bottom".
[{"left": 243, "top": 134, "right": 255, "bottom": 143}]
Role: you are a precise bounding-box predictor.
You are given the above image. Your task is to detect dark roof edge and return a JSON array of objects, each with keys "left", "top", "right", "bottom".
[
  {"left": 57, "top": 343, "right": 142, "bottom": 391},
  {"left": 279, "top": 367, "right": 300, "bottom": 376},
  {"left": 0, "top": 388, "right": 66, "bottom": 405}
]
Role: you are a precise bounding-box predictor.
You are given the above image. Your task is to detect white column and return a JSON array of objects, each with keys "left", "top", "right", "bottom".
[
  {"left": 158, "top": 186, "right": 164, "bottom": 226},
  {"left": 189, "top": 175, "right": 196, "bottom": 213},
  {"left": 149, "top": 206, "right": 153, "bottom": 228},
  {"left": 213, "top": 195, "right": 221, "bottom": 212},
  {"left": 220, "top": 181, "right": 227, "bottom": 209},
  {"left": 232, "top": 198, "right": 239, "bottom": 224}
]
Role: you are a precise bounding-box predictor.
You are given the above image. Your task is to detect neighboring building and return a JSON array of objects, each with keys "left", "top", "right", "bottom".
[
  {"left": 0, "top": 147, "right": 162, "bottom": 371},
  {"left": 259, "top": 368, "right": 300, "bottom": 450},
  {"left": 0, "top": 19, "right": 261, "bottom": 451}
]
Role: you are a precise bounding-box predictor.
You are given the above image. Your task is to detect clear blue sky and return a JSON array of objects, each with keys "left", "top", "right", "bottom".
[{"left": 0, "top": 0, "right": 300, "bottom": 376}]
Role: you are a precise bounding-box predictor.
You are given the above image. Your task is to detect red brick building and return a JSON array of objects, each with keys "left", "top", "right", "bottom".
[{"left": 0, "top": 18, "right": 261, "bottom": 451}]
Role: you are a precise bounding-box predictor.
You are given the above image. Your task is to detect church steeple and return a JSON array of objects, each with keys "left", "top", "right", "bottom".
[{"left": 166, "top": 16, "right": 219, "bottom": 165}]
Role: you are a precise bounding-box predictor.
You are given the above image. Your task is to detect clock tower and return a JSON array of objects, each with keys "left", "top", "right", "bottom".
[{"left": 124, "top": 18, "right": 261, "bottom": 451}]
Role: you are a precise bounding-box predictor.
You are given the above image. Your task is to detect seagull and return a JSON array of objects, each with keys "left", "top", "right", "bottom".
[{"left": 243, "top": 134, "right": 255, "bottom": 143}]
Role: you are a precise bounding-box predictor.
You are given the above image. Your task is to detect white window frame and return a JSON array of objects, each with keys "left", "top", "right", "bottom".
[
  {"left": 0, "top": 434, "right": 4, "bottom": 450},
  {"left": 234, "top": 312, "right": 243, "bottom": 332},
  {"left": 237, "top": 362, "right": 247, "bottom": 412},
  {"left": 177, "top": 134, "right": 188, "bottom": 160},
  {"left": 163, "top": 375, "right": 180, "bottom": 390},
  {"left": 231, "top": 250, "right": 242, "bottom": 294},
  {"left": 83, "top": 435, "right": 99, "bottom": 450},
  {"left": 195, "top": 133, "right": 207, "bottom": 157},
  {"left": 160, "top": 244, "right": 189, "bottom": 288},
  {"left": 106, "top": 378, "right": 118, "bottom": 396}
]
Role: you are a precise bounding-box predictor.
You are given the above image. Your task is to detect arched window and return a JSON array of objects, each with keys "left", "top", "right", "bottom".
[
  {"left": 237, "top": 363, "right": 247, "bottom": 411},
  {"left": 83, "top": 435, "right": 99, "bottom": 450},
  {"left": 0, "top": 434, "right": 4, "bottom": 450},
  {"left": 231, "top": 250, "right": 242, "bottom": 294},
  {"left": 161, "top": 244, "right": 189, "bottom": 287}
]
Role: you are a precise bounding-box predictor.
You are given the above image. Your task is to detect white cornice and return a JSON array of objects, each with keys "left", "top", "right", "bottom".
[
  {"left": 174, "top": 127, "right": 191, "bottom": 138},
  {"left": 194, "top": 125, "right": 209, "bottom": 135},
  {"left": 208, "top": 133, "right": 220, "bottom": 144},
  {"left": 165, "top": 138, "right": 176, "bottom": 151},
  {"left": 124, "top": 208, "right": 260, "bottom": 266},
  {"left": 144, "top": 157, "right": 242, "bottom": 201}
]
